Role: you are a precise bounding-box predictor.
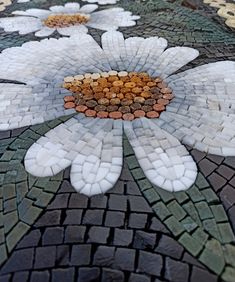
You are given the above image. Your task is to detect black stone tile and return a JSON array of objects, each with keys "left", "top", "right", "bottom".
[
  {"left": 30, "top": 271, "right": 50, "bottom": 282},
  {"left": 108, "top": 195, "right": 127, "bottom": 211},
  {"left": 165, "top": 257, "right": 189, "bottom": 282},
  {"left": 77, "top": 267, "right": 100, "bottom": 282},
  {"left": 150, "top": 217, "right": 170, "bottom": 234},
  {"left": 128, "top": 196, "right": 152, "bottom": 213},
  {"left": 129, "top": 273, "right": 151, "bottom": 282},
  {"left": 63, "top": 209, "right": 82, "bottom": 225},
  {"left": 51, "top": 268, "right": 75, "bottom": 282},
  {"left": 133, "top": 231, "right": 156, "bottom": 250},
  {"left": 83, "top": 210, "right": 104, "bottom": 225},
  {"left": 208, "top": 173, "right": 227, "bottom": 192},
  {"left": 70, "top": 244, "right": 91, "bottom": 266},
  {"left": 191, "top": 149, "right": 206, "bottom": 162},
  {"left": 229, "top": 176, "right": 235, "bottom": 188},
  {"left": 217, "top": 165, "right": 234, "bottom": 180},
  {"left": 138, "top": 251, "right": 163, "bottom": 276},
  {"left": 113, "top": 229, "right": 133, "bottom": 246},
  {"left": 182, "top": 253, "right": 205, "bottom": 269},
  {"left": 0, "top": 131, "right": 10, "bottom": 140},
  {"left": 102, "top": 268, "right": 125, "bottom": 282},
  {"left": 198, "top": 159, "right": 217, "bottom": 177},
  {"left": 126, "top": 181, "right": 142, "bottom": 195},
  {"left": 108, "top": 182, "right": 125, "bottom": 194},
  {"left": 105, "top": 211, "right": 125, "bottom": 227},
  {"left": 56, "top": 245, "right": 70, "bottom": 266},
  {"left": 64, "top": 226, "right": 86, "bottom": 243},
  {"left": 0, "top": 275, "right": 11, "bottom": 282},
  {"left": 114, "top": 248, "right": 135, "bottom": 271},
  {"left": 224, "top": 157, "right": 235, "bottom": 169},
  {"left": 69, "top": 193, "right": 88, "bottom": 208},
  {"left": 16, "top": 230, "right": 41, "bottom": 249},
  {"left": 42, "top": 227, "right": 64, "bottom": 245},
  {"left": 90, "top": 195, "right": 107, "bottom": 208},
  {"left": 1, "top": 248, "right": 34, "bottom": 274},
  {"left": 119, "top": 166, "right": 134, "bottom": 181},
  {"left": 219, "top": 184, "right": 235, "bottom": 210},
  {"left": 191, "top": 266, "right": 217, "bottom": 282},
  {"left": 34, "top": 246, "right": 56, "bottom": 269},
  {"left": 207, "top": 154, "right": 224, "bottom": 165},
  {"left": 93, "top": 246, "right": 115, "bottom": 267},
  {"left": 35, "top": 210, "right": 61, "bottom": 227},
  {"left": 12, "top": 271, "right": 29, "bottom": 282},
  {"left": 129, "top": 213, "right": 147, "bottom": 229},
  {"left": 88, "top": 226, "right": 110, "bottom": 244},
  {"left": 47, "top": 194, "right": 69, "bottom": 209},
  {"left": 59, "top": 180, "right": 75, "bottom": 193},
  {"left": 155, "top": 235, "right": 184, "bottom": 259}
]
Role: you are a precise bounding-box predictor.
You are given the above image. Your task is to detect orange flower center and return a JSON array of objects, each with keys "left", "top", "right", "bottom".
[
  {"left": 44, "top": 13, "right": 89, "bottom": 28},
  {"left": 63, "top": 71, "right": 174, "bottom": 120}
]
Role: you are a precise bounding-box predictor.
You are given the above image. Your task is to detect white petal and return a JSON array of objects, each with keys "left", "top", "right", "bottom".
[
  {"left": 24, "top": 115, "right": 93, "bottom": 177},
  {"left": 149, "top": 47, "right": 199, "bottom": 78},
  {"left": 13, "top": 9, "right": 51, "bottom": 19},
  {"left": 88, "top": 8, "right": 139, "bottom": 31},
  {"left": 50, "top": 3, "right": 81, "bottom": 14},
  {"left": 69, "top": 119, "right": 123, "bottom": 196},
  {"left": 100, "top": 31, "right": 167, "bottom": 72},
  {"left": 79, "top": 4, "right": 98, "bottom": 14},
  {"left": 64, "top": 2, "right": 81, "bottom": 13},
  {"left": 0, "top": 16, "right": 42, "bottom": 34},
  {"left": 0, "top": 83, "right": 75, "bottom": 130},
  {"left": 57, "top": 25, "right": 88, "bottom": 36},
  {"left": 155, "top": 61, "right": 235, "bottom": 156},
  {"left": 25, "top": 117, "right": 123, "bottom": 196},
  {"left": 124, "top": 118, "right": 197, "bottom": 192},
  {"left": 0, "top": 34, "right": 105, "bottom": 84},
  {"left": 49, "top": 5, "right": 66, "bottom": 13},
  {"left": 35, "top": 27, "right": 55, "bottom": 37}
]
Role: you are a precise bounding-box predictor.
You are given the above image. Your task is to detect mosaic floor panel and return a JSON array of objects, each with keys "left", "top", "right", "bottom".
[{"left": 0, "top": 0, "right": 235, "bottom": 281}]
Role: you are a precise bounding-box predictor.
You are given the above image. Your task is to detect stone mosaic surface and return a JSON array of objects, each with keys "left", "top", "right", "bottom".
[{"left": 0, "top": 0, "right": 235, "bottom": 281}]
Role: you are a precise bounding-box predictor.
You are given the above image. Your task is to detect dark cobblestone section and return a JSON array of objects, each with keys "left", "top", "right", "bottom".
[
  {"left": 0, "top": 163, "right": 218, "bottom": 282},
  {"left": 0, "top": 115, "right": 74, "bottom": 267}
]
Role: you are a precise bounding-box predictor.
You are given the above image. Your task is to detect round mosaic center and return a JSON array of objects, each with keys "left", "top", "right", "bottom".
[
  {"left": 43, "top": 14, "right": 89, "bottom": 28},
  {"left": 63, "top": 71, "right": 174, "bottom": 120}
]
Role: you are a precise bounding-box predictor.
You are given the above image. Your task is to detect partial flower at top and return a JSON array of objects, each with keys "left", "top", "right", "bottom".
[
  {"left": 0, "top": 2, "right": 139, "bottom": 37},
  {"left": 82, "top": 0, "right": 119, "bottom": 4},
  {"left": 0, "top": 31, "right": 235, "bottom": 196}
]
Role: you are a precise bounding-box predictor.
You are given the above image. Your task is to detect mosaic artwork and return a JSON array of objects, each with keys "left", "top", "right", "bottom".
[{"left": 0, "top": 0, "right": 235, "bottom": 281}]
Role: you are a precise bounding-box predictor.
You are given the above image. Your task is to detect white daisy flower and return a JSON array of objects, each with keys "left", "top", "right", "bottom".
[
  {"left": 0, "top": 2, "right": 140, "bottom": 37},
  {"left": 0, "top": 31, "right": 234, "bottom": 197}
]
